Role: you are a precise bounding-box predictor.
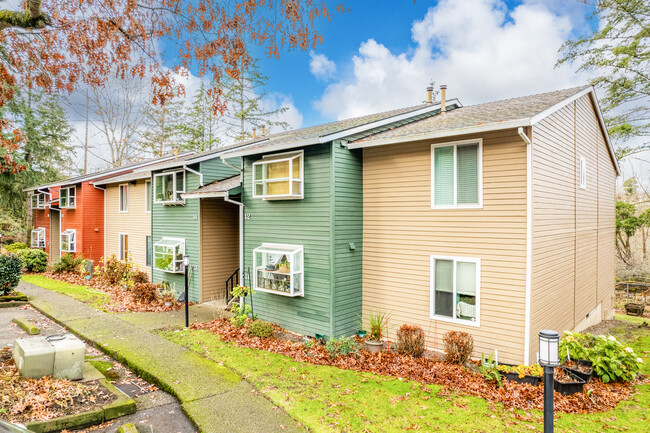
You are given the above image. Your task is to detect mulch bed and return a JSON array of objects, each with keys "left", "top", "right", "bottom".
[
  {"left": 0, "top": 348, "right": 116, "bottom": 424},
  {"left": 192, "top": 318, "right": 639, "bottom": 414},
  {"left": 37, "top": 272, "right": 184, "bottom": 313}
]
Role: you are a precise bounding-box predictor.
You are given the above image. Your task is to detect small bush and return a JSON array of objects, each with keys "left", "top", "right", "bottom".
[
  {"left": 443, "top": 330, "right": 474, "bottom": 365},
  {"left": 5, "top": 242, "right": 28, "bottom": 253},
  {"left": 95, "top": 255, "right": 135, "bottom": 285},
  {"left": 132, "top": 270, "right": 149, "bottom": 284},
  {"left": 52, "top": 253, "right": 86, "bottom": 274},
  {"left": 367, "top": 309, "right": 390, "bottom": 342},
  {"left": 0, "top": 251, "right": 23, "bottom": 295},
  {"left": 247, "top": 320, "right": 274, "bottom": 338},
  {"left": 131, "top": 282, "right": 160, "bottom": 304},
  {"left": 17, "top": 249, "right": 48, "bottom": 272},
  {"left": 396, "top": 324, "right": 426, "bottom": 358},
  {"left": 326, "top": 336, "right": 360, "bottom": 358}
]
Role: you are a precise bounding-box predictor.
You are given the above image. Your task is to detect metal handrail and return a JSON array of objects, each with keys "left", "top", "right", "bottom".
[{"left": 225, "top": 268, "right": 240, "bottom": 303}]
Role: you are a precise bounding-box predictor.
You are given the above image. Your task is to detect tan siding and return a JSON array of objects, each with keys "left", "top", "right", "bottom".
[
  {"left": 363, "top": 130, "right": 528, "bottom": 364},
  {"left": 199, "top": 199, "right": 239, "bottom": 302},
  {"left": 530, "top": 94, "right": 617, "bottom": 360},
  {"left": 105, "top": 181, "right": 152, "bottom": 276}
]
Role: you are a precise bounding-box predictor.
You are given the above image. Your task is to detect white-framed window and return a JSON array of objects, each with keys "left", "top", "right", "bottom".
[
  {"left": 31, "top": 193, "right": 46, "bottom": 210},
  {"left": 153, "top": 238, "right": 185, "bottom": 273},
  {"left": 430, "top": 256, "right": 480, "bottom": 326},
  {"left": 61, "top": 229, "right": 76, "bottom": 253},
  {"left": 579, "top": 156, "right": 586, "bottom": 189},
  {"left": 431, "top": 139, "right": 482, "bottom": 209},
  {"left": 59, "top": 186, "right": 76, "bottom": 209},
  {"left": 119, "top": 184, "right": 129, "bottom": 212},
  {"left": 154, "top": 170, "right": 185, "bottom": 204},
  {"left": 252, "top": 151, "right": 303, "bottom": 200},
  {"left": 119, "top": 233, "right": 129, "bottom": 260},
  {"left": 253, "top": 243, "right": 304, "bottom": 297},
  {"left": 31, "top": 227, "right": 46, "bottom": 248},
  {"left": 145, "top": 180, "right": 151, "bottom": 213}
]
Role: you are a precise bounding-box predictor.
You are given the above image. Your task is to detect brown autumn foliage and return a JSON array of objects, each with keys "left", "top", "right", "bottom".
[
  {"left": 192, "top": 318, "right": 637, "bottom": 414},
  {"left": 0, "top": 0, "right": 346, "bottom": 173},
  {"left": 443, "top": 330, "right": 474, "bottom": 365}
]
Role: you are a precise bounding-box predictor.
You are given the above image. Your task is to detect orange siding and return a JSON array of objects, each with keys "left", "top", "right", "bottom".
[{"left": 81, "top": 182, "right": 105, "bottom": 262}]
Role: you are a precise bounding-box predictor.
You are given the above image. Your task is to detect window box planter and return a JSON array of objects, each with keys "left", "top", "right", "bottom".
[
  {"left": 553, "top": 367, "right": 586, "bottom": 395},
  {"left": 253, "top": 244, "right": 303, "bottom": 297},
  {"left": 563, "top": 359, "right": 593, "bottom": 383}
]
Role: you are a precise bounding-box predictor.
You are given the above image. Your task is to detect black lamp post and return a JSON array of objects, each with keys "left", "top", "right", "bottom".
[
  {"left": 183, "top": 255, "right": 190, "bottom": 328},
  {"left": 539, "top": 330, "right": 560, "bottom": 433}
]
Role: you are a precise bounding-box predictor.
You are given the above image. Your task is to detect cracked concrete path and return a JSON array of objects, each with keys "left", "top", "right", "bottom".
[{"left": 18, "top": 281, "right": 306, "bottom": 433}]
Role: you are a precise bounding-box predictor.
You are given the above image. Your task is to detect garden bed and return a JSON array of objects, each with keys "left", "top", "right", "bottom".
[{"left": 191, "top": 318, "right": 636, "bottom": 414}]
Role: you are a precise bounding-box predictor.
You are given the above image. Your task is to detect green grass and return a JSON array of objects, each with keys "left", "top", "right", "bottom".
[
  {"left": 162, "top": 324, "right": 650, "bottom": 433},
  {"left": 88, "top": 360, "right": 121, "bottom": 382},
  {"left": 21, "top": 274, "right": 110, "bottom": 310}
]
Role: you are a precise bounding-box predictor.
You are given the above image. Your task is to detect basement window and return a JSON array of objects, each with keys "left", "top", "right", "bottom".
[
  {"left": 153, "top": 238, "right": 185, "bottom": 273},
  {"left": 31, "top": 193, "right": 46, "bottom": 210},
  {"left": 59, "top": 187, "right": 76, "bottom": 209},
  {"left": 154, "top": 171, "right": 185, "bottom": 204},
  {"left": 61, "top": 229, "right": 76, "bottom": 253},
  {"left": 31, "top": 228, "right": 46, "bottom": 248},
  {"left": 253, "top": 243, "right": 304, "bottom": 297},
  {"left": 252, "top": 151, "right": 303, "bottom": 200},
  {"left": 430, "top": 256, "right": 480, "bottom": 326}
]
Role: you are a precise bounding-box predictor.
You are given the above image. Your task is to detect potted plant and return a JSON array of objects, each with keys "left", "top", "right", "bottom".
[
  {"left": 278, "top": 260, "right": 290, "bottom": 274},
  {"left": 553, "top": 366, "right": 586, "bottom": 395},
  {"left": 563, "top": 358, "right": 593, "bottom": 383},
  {"left": 364, "top": 310, "right": 390, "bottom": 353}
]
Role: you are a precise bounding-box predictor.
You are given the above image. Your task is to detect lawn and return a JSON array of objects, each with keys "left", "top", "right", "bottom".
[
  {"left": 163, "top": 317, "right": 649, "bottom": 433},
  {"left": 21, "top": 274, "right": 110, "bottom": 310}
]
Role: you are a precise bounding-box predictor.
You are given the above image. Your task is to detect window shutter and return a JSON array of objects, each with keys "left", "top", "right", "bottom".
[
  {"left": 434, "top": 146, "right": 454, "bottom": 206},
  {"left": 457, "top": 144, "right": 478, "bottom": 204}
]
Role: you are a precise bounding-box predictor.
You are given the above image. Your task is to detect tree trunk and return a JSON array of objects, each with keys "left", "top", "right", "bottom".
[{"left": 0, "top": 1, "right": 50, "bottom": 31}]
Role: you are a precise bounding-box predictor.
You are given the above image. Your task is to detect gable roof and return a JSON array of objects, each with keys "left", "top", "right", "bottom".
[{"left": 348, "top": 86, "right": 620, "bottom": 175}]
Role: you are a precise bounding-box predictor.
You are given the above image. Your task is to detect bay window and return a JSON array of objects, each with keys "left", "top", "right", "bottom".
[
  {"left": 432, "top": 140, "right": 482, "bottom": 208},
  {"left": 430, "top": 256, "right": 480, "bottom": 325},
  {"left": 31, "top": 193, "right": 46, "bottom": 210},
  {"left": 154, "top": 171, "right": 185, "bottom": 204},
  {"left": 31, "top": 228, "right": 46, "bottom": 248},
  {"left": 253, "top": 243, "right": 304, "bottom": 297},
  {"left": 252, "top": 151, "right": 303, "bottom": 200},
  {"left": 60, "top": 187, "right": 76, "bottom": 209},
  {"left": 61, "top": 229, "right": 76, "bottom": 253},
  {"left": 153, "top": 238, "right": 185, "bottom": 273}
]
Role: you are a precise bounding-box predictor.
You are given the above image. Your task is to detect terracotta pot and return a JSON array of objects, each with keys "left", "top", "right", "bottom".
[{"left": 364, "top": 340, "right": 384, "bottom": 353}]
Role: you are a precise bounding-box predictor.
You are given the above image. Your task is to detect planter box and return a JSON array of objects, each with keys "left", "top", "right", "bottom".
[
  {"left": 625, "top": 303, "right": 646, "bottom": 316},
  {"left": 502, "top": 371, "right": 542, "bottom": 386},
  {"left": 553, "top": 367, "right": 585, "bottom": 395},
  {"left": 563, "top": 359, "right": 593, "bottom": 383}
]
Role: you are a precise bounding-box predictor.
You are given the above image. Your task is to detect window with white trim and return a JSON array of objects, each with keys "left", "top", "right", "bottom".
[
  {"left": 119, "top": 184, "right": 129, "bottom": 212},
  {"left": 579, "top": 156, "right": 586, "bottom": 189},
  {"left": 431, "top": 140, "right": 482, "bottom": 208},
  {"left": 253, "top": 151, "right": 303, "bottom": 200},
  {"left": 154, "top": 171, "right": 185, "bottom": 204},
  {"left": 145, "top": 181, "right": 151, "bottom": 213},
  {"left": 430, "top": 256, "right": 480, "bottom": 325},
  {"left": 61, "top": 229, "right": 76, "bottom": 253},
  {"left": 119, "top": 233, "right": 129, "bottom": 260},
  {"left": 31, "top": 193, "right": 46, "bottom": 209},
  {"left": 59, "top": 187, "right": 76, "bottom": 209},
  {"left": 31, "top": 227, "right": 46, "bottom": 248},
  {"left": 153, "top": 238, "right": 185, "bottom": 273},
  {"left": 253, "top": 243, "right": 304, "bottom": 297}
]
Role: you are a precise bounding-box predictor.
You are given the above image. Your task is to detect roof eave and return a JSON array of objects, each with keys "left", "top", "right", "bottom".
[{"left": 181, "top": 191, "right": 228, "bottom": 200}]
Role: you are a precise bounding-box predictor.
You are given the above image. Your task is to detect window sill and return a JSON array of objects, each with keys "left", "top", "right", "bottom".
[
  {"left": 155, "top": 268, "right": 184, "bottom": 274},
  {"left": 429, "top": 314, "right": 480, "bottom": 327},
  {"left": 257, "top": 195, "right": 303, "bottom": 201},
  {"left": 254, "top": 286, "right": 303, "bottom": 297},
  {"left": 430, "top": 204, "right": 483, "bottom": 210},
  {"left": 156, "top": 200, "right": 185, "bottom": 206}
]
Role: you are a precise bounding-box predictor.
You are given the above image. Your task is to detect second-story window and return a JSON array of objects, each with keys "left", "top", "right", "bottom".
[
  {"left": 119, "top": 184, "right": 129, "bottom": 212},
  {"left": 252, "top": 151, "right": 303, "bottom": 200},
  {"left": 431, "top": 140, "right": 482, "bottom": 209},
  {"left": 154, "top": 171, "right": 185, "bottom": 204},
  {"left": 60, "top": 187, "right": 76, "bottom": 209}
]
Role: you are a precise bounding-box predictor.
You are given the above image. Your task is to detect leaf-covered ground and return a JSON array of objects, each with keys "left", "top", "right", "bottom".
[
  {"left": 0, "top": 348, "right": 115, "bottom": 424},
  {"left": 21, "top": 273, "right": 182, "bottom": 313}
]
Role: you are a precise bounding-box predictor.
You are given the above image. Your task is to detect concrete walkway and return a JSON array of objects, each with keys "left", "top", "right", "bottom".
[{"left": 18, "top": 281, "right": 305, "bottom": 433}]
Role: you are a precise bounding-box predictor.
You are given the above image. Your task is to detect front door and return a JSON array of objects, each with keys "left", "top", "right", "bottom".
[{"left": 49, "top": 210, "right": 61, "bottom": 263}]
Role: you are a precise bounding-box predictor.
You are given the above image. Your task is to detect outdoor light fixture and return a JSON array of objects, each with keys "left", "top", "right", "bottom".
[
  {"left": 183, "top": 255, "right": 190, "bottom": 328},
  {"left": 539, "top": 330, "right": 560, "bottom": 433}
]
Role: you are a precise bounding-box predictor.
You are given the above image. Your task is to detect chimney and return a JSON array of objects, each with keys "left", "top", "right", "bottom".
[
  {"left": 426, "top": 86, "right": 433, "bottom": 104},
  {"left": 440, "top": 85, "right": 447, "bottom": 112},
  {"left": 252, "top": 127, "right": 257, "bottom": 139},
  {"left": 261, "top": 125, "right": 266, "bottom": 136}
]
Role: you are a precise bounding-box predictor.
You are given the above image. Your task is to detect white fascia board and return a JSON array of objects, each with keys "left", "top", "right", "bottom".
[
  {"left": 181, "top": 191, "right": 227, "bottom": 200},
  {"left": 529, "top": 87, "right": 593, "bottom": 125},
  {"left": 347, "top": 118, "right": 531, "bottom": 149},
  {"left": 588, "top": 91, "right": 621, "bottom": 176}
]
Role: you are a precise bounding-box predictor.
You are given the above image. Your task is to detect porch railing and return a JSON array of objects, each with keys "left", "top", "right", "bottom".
[{"left": 225, "top": 268, "right": 239, "bottom": 304}]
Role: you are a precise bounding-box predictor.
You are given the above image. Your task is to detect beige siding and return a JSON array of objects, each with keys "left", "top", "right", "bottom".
[
  {"left": 530, "top": 94, "right": 617, "bottom": 360},
  {"left": 199, "top": 199, "right": 239, "bottom": 302},
  {"left": 105, "top": 180, "right": 152, "bottom": 276},
  {"left": 363, "top": 130, "right": 528, "bottom": 364}
]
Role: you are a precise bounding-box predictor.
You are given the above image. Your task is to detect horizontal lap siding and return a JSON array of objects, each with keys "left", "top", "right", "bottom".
[
  {"left": 32, "top": 210, "right": 49, "bottom": 253},
  {"left": 243, "top": 144, "right": 332, "bottom": 337},
  {"left": 58, "top": 186, "right": 85, "bottom": 261},
  {"left": 105, "top": 181, "right": 152, "bottom": 276},
  {"left": 151, "top": 172, "right": 201, "bottom": 301},
  {"left": 199, "top": 158, "right": 240, "bottom": 184},
  {"left": 363, "top": 130, "right": 528, "bottom": 364},
  {"left": 81, "top": 183, "right": 105, "bottom": 263}
]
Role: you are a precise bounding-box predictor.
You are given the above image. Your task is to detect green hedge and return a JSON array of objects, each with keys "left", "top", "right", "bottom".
[
  {"left": 0, "top": 252, "right": 23, "bottom": 295},
  {"left": 17, "top": 249, "right": 48, "bottom": 272}
]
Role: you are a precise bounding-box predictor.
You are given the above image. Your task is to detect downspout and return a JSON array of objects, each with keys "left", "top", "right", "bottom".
[
  {"left": 93, "top": 184, "right": 107, "bottom": 260},
  {"left": 184, "top": 166, "right": 204, "bottom": 187},
  {"left": 519, "top": 126, "right": 532, "bottom": 365}
]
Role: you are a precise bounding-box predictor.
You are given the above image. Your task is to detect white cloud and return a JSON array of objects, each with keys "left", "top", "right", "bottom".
[
  {"left": 314, "top": 0, "right": 588, "bottom": 120},
  {"left": 309, "top": 51, "right": 337, "bottom": 81}
]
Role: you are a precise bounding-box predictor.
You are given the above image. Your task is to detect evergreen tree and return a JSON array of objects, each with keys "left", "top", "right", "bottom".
[
  {"left": 178, "top": 82, "right": 221, "bottom": 153},
  {"left": 139, "top": 89, "right": 186, "bottom": 157}
]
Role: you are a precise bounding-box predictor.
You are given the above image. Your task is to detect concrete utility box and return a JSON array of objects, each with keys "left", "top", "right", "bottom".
[{"left": 13, "top": 334, "right": 85, "bottom": 380}]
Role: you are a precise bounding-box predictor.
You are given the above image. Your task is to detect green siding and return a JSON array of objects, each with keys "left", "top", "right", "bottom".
[{"left": 199, "top": 157, "right": 240, "bottom": 184}]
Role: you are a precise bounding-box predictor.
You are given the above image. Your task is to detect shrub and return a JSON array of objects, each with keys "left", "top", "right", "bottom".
[
  {"left": 230, "top": 285, "right": 253, "bottom": 327},
  {"left": 325, "top": 336, "right": 360, "bottom": 358},
  {"left": 247, "top": 320, "right": 274, "bottom": 338},
  {"left": 443, "top": 330, "right": 474, "bottom": 365},
  {"left": 52, "top": 253, "right": 86, "bottom": 274},
  {"left": 5, "top": 242, "right": 28, "bottom": 252},
  {"left": 131, "top": 282, "right": 160, "bottom": 303},
  {"left": 560, "top": 331, "right": 644, "bottom": 383},
  {"left": 95, "top": 255, "right": 135, "bottom": 285},
  {"left": 395, "top": 324, "right": 426, "bottom": 358},
  {"left": 0, "top": 251, "right": 23, "bottom": 295},
  {"left": 132, "top": 270, "right": 149, "bottom": 284},
  {"left": 17, "top": 249, "right": 48, "bottom": 272}
]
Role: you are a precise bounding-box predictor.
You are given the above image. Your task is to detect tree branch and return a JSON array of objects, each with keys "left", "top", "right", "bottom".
[{"left": 0, "top": 1, "right": 50, "bottom": 31}]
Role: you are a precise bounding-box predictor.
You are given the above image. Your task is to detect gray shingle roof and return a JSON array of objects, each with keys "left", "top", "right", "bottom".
[
  {"left": 353, "top": 86, "right": 591, "bottom": 144},
  {"left": 183, "top": 175, "right": 241, "bottom": 198}
]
